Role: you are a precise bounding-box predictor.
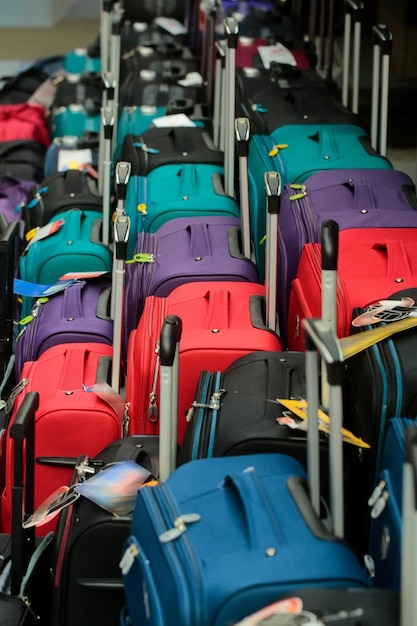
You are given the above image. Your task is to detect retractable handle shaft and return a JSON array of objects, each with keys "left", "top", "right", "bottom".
[
  {"left": 0, "top": 221, "right": 19, "bottom": 376},
  {"left": 159, "top": 315, "right": 183, "bottom": 482},
  {"left": 371, "top": 24, "right": 393, "bottom": 157},
  {"left": 98, "top": 72, "right": 116, "bottom": 190},
  {"left": 264, "top": 171, "right": 281, "bottom": 332},
  {"left": 342, "top": 0, "right": 364, "bottom": 113},
  {"left": 213, "top": 40, "right": 226, "bottom": 150},
  {"left": 235, "top": 117, "right": 251, "bottom": 261},
  {"left": 101, "top": 105, "right": 115, "bottom": 245},
  {"left": 224, "top": 17, "right": 239, "bottom": 199},
  {"left": 111, "top": 214, "right": 130, "bottom": 393},
  {"left": 10, "top": 391, "right": 39, "bottom": 595},
  {"left": 321, "top": 219, "right": 339, "bottom": 411},
  {"left": 303, "top": 318, "right": 345, "bottom": 539}
]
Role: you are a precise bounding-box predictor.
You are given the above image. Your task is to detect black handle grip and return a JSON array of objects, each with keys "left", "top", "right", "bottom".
[
  {"left": 321, "top": 219, "right": 339, "bottom": 271},
  {"left": 10, "top": 391, "right": 39, "bottom": 441},
  {"left": 265, "top": 171, "right": 281, "bottom": 215},
  {"left": 159, "top": 315, "right": 182, "bottom": 367},
  {"left": 114, "top": 214, "right": 130, "bottom": 260},
  {"left": 372, "top": 24, "right": 393, "bottom": 56},
  {"left": 224, "top": 17, "right": 239, "bottom": 48},
  {"left": 344, "top": 0, "right": 364, "bottom": 21},
  {"left": 235, "top": 117, "right": 250, "bottom": 157}
]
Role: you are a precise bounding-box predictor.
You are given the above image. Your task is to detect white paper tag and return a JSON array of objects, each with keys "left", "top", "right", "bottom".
[
  {"left": 257, "top": 44, "right": 297, "bottom": 68},
  {"left": 57, "top": 148, "right": 93, "bottom": 171},
  {"left": 154, "top": 16, "right": 188, "bottom": 35},
  {"left": 152, "top": 113, "right": 197, "bottom": 128},
  {"left": 178, "top": 72, "right": 204, "bottom": 88}
]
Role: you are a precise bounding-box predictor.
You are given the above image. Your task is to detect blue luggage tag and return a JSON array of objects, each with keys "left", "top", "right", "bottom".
[{"left": 13, "top": 278, "right": 76, "bottom": 298}]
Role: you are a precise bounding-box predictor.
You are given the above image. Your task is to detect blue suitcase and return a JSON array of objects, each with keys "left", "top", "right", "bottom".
[{"left": 120, "top": 318, "right": 370, "bottom": 626}]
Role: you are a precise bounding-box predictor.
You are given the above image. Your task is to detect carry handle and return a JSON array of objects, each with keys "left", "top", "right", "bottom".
[
  {"left": 303, "top": 318, "right": 345, "bottom": 538},
  {"left": 235, "top": 117, "right": 251, "bottom": 260},
  {"left": 371, "top": 24, "right": 393, "bottom": 157},
  {"left": 10, "top": 391, "right": 39, "bottom": 595},
  {"left": 321, "top": 219, "right": 338, "bottom": 412},
  {"left": 62, "top": 280, "right": 84, "bottom": 320},
  {"left": 187, "top": 221, "right": 212, "bottom": 259},
  {"left": 223, "top": 466, "right": 281, "bottom": 551},
  {"left": 375, "top": 239, "right": 414, "bottom": 280},
  {"left": 342, "top": 0, "right": 364, "bottom": 112},
  {"left": 159, "top": 315, "right": 182, "bottom": 482},
  {"left": 344, "top": 178, "right": 377, "bottom": 214}
]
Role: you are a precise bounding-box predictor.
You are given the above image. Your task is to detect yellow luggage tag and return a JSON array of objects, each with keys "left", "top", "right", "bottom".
[{"left": 276, "top": 398, "right": 370, "bottom": 449}]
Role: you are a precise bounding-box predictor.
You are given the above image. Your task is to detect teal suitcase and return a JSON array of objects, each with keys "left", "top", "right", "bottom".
[
  {"left": 18, "top": 209, "right": 112, "bottom": 318},
  {"left": 124, "top": 163, "right": 240, "bottom": 258}
]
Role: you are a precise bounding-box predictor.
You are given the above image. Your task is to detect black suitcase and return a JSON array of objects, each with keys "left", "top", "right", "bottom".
[{"left": 50, "top": 435, "right": 159, "bottom": 626}]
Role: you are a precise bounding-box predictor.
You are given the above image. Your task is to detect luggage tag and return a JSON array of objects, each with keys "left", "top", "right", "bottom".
[
  {"left": 178, "top": 72, "right": 204, "bottom": 88},
  {"left": 84, "top": 381, "right": 126, "bottom": 428},
  {"left": 74, "top": 460, "right": 157, "bottom": 516},
  {"left": 13, "top": 277, "right": 76, "bottom": 298},
  {"left": 257, "top": 44, "right": 297, "bottom": 69},
  {"left": 152, "top": 113, "right": 197, "bottom": 128},
  {"left": 22, "top": 484, "right": 80, "bottom": 529},
  {"left": 340, "top": 316, "right": 417, "bottom": 360},
  {"left": 154, "top": 16, "right": 188, "bottom": 36},
  {"left": 22, "top": 218, "right": 65, "bottom": 254},
  {"left": 351, "top": 296, "right": 417, "bottom": 327},
  {"left": 57, "top": 147, "right": 93, "bottom": 172},
  {"left": 275, "top": 398, "right": 370, "bottom": 449},
  {"left": 59, "top": 270, "right": 110, "bottom": 280}
]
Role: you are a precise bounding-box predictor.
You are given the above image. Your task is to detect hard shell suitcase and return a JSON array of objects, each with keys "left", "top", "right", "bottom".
[
  {"left": 0, "top": 342, "right": 124, "bottom": 537},
  {"left": 287, "top": 227, "right": 417, "bottom": 351},
  {"left": 277, "top": 168, "right": 417, "bottom": 346},
  {"left": 125, "top": 280, "right": 282, "bottom": 444},
  {"left": 124, "top": 163, "right": 240, "bottom": 245},
  {"left": 14, "top": 276, "right": 113, "bottom": 377},
  {"left": 120, "top": 126, "right": 224, "bottom": 176},
  {"left": 120, "top": 319, "right": 369, "bottom": 626},
  {"left": 22, "top": 168, "right": 102, "bottom": 233},
  {"left": 123, "top": 215, "right": 259, "bottom": 357}
]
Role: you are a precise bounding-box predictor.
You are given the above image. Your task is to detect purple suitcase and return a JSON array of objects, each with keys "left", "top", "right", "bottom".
[
  {"left": 277, "top": 168, "right": 417, "bottom": 346},
  {"left": 14, "top": 276, "right": 113, "bottom": 377},
  {"left": 123, "top": 215, "right": 259, "bottom": 357},
  {"left": 0, "top": 176, "right": 35, "bottom": 225}
]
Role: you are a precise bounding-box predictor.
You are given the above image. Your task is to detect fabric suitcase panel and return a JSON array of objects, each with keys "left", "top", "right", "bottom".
[{"left": 121, "top": 454, "right": 368, "bottom": 626}]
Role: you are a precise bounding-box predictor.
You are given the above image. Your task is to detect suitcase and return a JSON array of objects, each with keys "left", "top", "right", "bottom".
[
  {"left": 120, "top": 318, "right": 369, "bottom": 626},
  {"left": 277, "top": 168, "right": 417, "bottom": 346},
  {"left": 0, "top": 392, "right": 55, "bottom": 625},
  {"left": 50, "top": 103, "right": 101, "bottom": 140},
  {"left": 401, "top": 426, "right": 417, "bottom": 626},
  {"left": 0, "top": 103, "right": 50, "bottom": 147},
  {"left": 123, "top": 215, "right": 259, "bottom": 358},
  {"left": 14, "top": 275, "right": 113, "bottom": 377},
  {"left": 50, "top": 435, "right": 159, "bottom": 626},
  {"left": 287, "top": 227, "right": 417, "bottom": 351},
  {"left": 366, "top": 416, "right": 416, "bottom": 592},
  {"left": 126, "top": 281, "right": 282, "bottom": 444},
  {"left": 124, "top": 163, "right": 240, "bottom": 245},
  {"left": 0, "top": 342, "right": 125, "bottom": 537},
  {"left": 18, "top": 209, "right": 112, "bottom": 318},
  {"left": 120, "top": 125, "right": 224, "bottom": 176},
  {"left": 22, "top": 168, "right": 102, "bottom": 233},
  {"left": 0, "top": 139, "right": 46, "bottom": 183},
  {"left": 0, "top": 175, "right": 34, "bottom": 226},
  {"left": 0, "top": 220, "right": 19, "bottom": 387},
  {"left": 121, "top": 0, "right": 188, "bottom": 23}
]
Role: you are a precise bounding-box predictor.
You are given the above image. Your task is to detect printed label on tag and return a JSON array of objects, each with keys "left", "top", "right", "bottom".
[
  {"left": 25, "top": 219, "right": 64, "bottom": 249},
  {"left": 152, "top": 113, "right": 196, "bottom": 128},
  {"left": 257, "top": 44, "right": 297, "bottom": 68},
  {"left": 154, "top": 16, "right": 188, "bottom": 35},
  {"left": 13, "top": 278, "right": 75, "bottom": 297},
  {"left": 57, "top": 148, "right": 93, "bottom": 171},
  {"left": 59, "top": 270, "right": 109, "bottom": 280}
]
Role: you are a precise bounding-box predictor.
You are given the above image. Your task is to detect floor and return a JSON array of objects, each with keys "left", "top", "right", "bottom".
[{"left": 0, "top": 14, "right": 416, "bottom": 182}]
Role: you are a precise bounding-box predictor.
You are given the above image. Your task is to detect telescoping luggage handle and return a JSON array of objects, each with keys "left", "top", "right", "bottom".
[
  {"left": 224, "top": 17, "right": 239, "bottom": 199},
  {"left": 371, "top": 24, "right": 393, "bottom": 157},
  {"left": 401, "top": 427, "right": 417, "bottom": 626},
  {"left": 264, "top": 171, "right": 281, "bottom": 332},
  {"left": 303, "top": 318, "right": 345, "bottom": 539},
  {"left": 0, "top": 220, "right": 19, "bottom": 379},
  {"left": 10, "top": 391, "right": 39, "bottom": 595},
  {"left": 235, "top": 117, "right": 251, "bottom": 261},
  {"left": 159, "top": 315, "right": 182, "bottom": 482},
  {"left": 111, "top": 213, "right": 130, "bottom": 393},
  {"left": 342, "top": 0, "right": 364, "bottom": 114}
]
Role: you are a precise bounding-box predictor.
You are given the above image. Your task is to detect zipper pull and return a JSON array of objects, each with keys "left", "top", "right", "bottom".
[
  {"left": 27, "top": 186, "right": 48, "bottom": 208},
  {"left": 133, "top": 141, "right": 159, "bottom": 155},
  {"left": 123, "top": 402, "right": 130, "bottom": 436},
  {"left": 6, "top": 379, "right": 29, "bottom": 415},
  {"left": 19, "top": 297, "right": 49, "bottom": 327},
  {"left": 148, "top": 392, "right": 158, "bottom": 422},
  {"left": 364, "top": 554, "right": 376, "bottom": 578},
  {"left": 159, "top": 513, "right": 201, "bottom": 543},
  {"left": 20, "top": 596, "right": 40, "bottom": 621},
  {"left": 251, "top": 103, "right": 267, "bottom": 113},
  {"left": 126, "top": 252, "right": 155, "bottom": 265},
  {"left": 120, "top": 541, "right": 140, "bottom": 575},
  {"left": 370, "top": 491, "right": 389, "bottom": 519},
  {"left": 209, "top": 388, "right": 226, "bottom": 410},
  {"left": 288, "top": 183, "right": 307, "bottom": 201},
  {"left": 368, "top": 480, "right": 386, "bottom": 507},
  {"left": 268, "top": 143, "right": 288, "bottom": 157}
]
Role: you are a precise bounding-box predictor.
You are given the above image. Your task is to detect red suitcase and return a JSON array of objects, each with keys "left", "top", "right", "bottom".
[
  {"left": 287, "top": 227, "right": 417, "bottom": 351},
  {"left": 125, "top": 281, "right": 282, "bottom": 444},
  {"left": 0, "top": 342, "right": 125, "bottom": 536}
]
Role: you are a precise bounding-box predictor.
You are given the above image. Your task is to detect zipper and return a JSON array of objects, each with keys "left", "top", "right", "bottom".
[
  {"left": 149, "top": 484, "right": 203, "bottom": 625},
  {"left": 189, "top": 372, "right": 212, "bottom": 460},
  {"left": 5, "top": 378, "right": 29, "bottom": 418}
]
